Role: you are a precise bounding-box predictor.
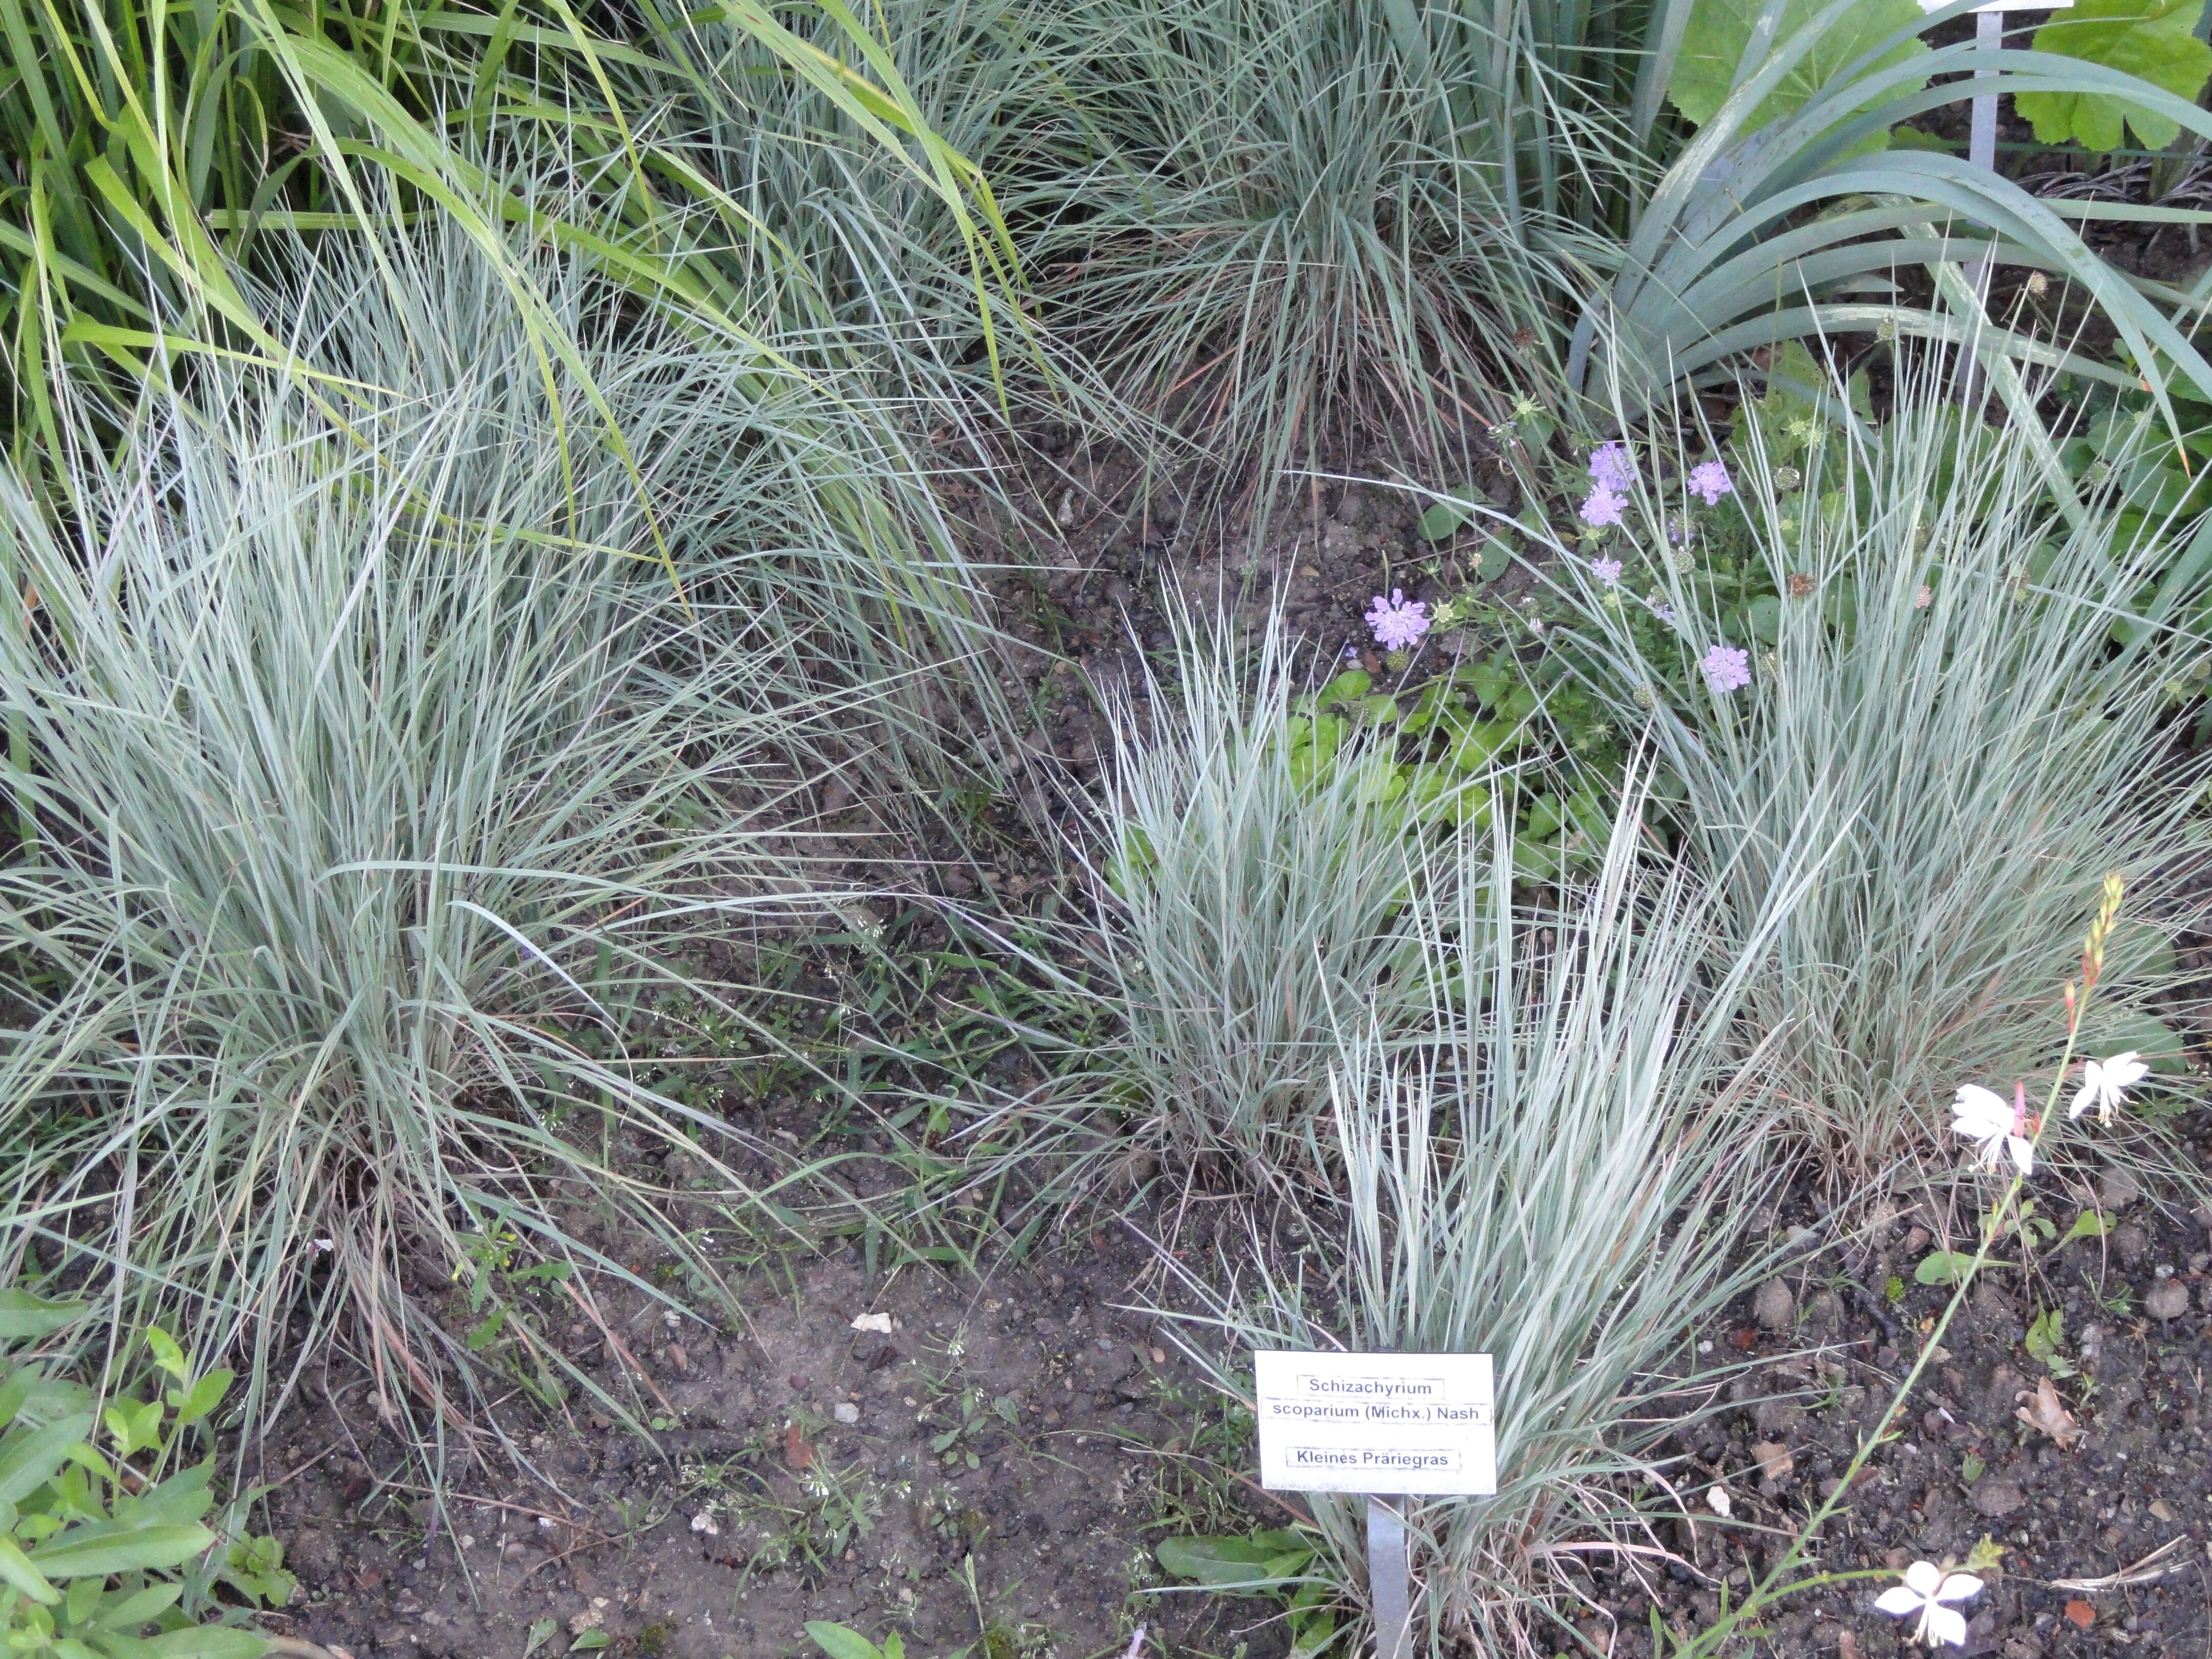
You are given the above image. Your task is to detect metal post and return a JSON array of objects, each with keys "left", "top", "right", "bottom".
[
  {"left": 1367, "top": 1495, "right": 1411, "bottom": 1659},
  {"left": 1960, "top": 6, "right": 2003, "bottom": 408},
  {"left": 1966, "top": 6, "right": 2002, "bottom": 293}
]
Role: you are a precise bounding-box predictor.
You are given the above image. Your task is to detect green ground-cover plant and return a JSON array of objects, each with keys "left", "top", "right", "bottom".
[
  {"left": 1282, "top": 656, "right": 1624, "bottom": 869},
  {"left": 1152, "top": 1528, "right": 1339, "bottom": 1656},
  {"left": 0, "top": 1300, "right": 291, "bottom": 1656},
  {"left": 1153, "top": 797, "right": 1811, "bottom": 1655},
  {"left": 1555, "top": 356, "right": 2212, "bottom": 1182},
  {"left": 0, "top": 218, "right": 988, "bottom": 1472}
]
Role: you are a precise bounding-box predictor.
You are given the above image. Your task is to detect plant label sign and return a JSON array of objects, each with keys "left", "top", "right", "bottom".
[{"left": 1253, "top": 1351, "right": 1496, "bottom": 1496}]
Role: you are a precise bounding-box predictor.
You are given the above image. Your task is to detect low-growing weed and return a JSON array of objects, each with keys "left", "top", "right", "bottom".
[{"left": 0, "top": 1301, "right": 291, "bottom": 1653}]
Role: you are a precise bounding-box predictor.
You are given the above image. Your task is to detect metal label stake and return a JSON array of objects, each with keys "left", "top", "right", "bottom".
[
  {"left": 1251, "top": 1352, "right": 1495, "bottom": 1659},
  {"left": 1366, "top": 1495, "right": 1411, "bottom": 1659},
  {"left": 1966, "top": 6, "right": 2003, "bottom": 297},
  {"left": 1928, "top": 0, "right": 2075, "bottom": 299}
]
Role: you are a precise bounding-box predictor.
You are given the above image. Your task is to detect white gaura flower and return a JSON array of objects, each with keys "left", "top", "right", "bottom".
[
  {"left": 1953, "top": 1082, "right": 2035, "bottom": 1176},
  {"left": 1874, "top": 1560, "right": 1984, "bottom": 1648},
  {"left": 2069, "top": 1051, "right": 2148, "bottom": 1125}
]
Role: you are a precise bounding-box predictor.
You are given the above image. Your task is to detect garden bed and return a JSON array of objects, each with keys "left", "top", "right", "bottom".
[{"left": 264, "top": 1147, "right": 2212, "bottom": 1659}]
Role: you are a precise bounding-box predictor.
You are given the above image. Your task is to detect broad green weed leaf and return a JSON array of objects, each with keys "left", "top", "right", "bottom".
[
  {"left": 805, "top": 1623, "right": 888, "bottom": 1659},
  {"left": 1667, "top": 0, "right": 1928, "bottom": 149},
  {"left": 0, "top": 1291, "right": 89, "bottom": 1341},
  {"left": 0, "top": 1533, "right": 60, "bottom": 1604},
  {"left": 172, "top": 1370, "right": 232, "bottom": 1430},
  {"left": 96, "top": 1581, "right": 185, "bottom": 1629},
  {"left": 1155, "top": 1530, "right": 1313, "bottom": 1591},
  {"left": 65, "top": 1570, "right": 102, "bottom": 1625},
  {"left": 2097, "top": 1007, "right": 2188, "bottom": 1074},
  {"left": 27, "top": 1520, "right": 217, "bottom": 1578},
  {"left": 0, "top": 1414, "right": 94, "bottom": 1505},
  {"left": 1417, "top": 486, "right": 1487, "bottom": 542},
  {"left": 2019, "top": 0, "right": 2212, "bottom": 151},
  {"left": 2064, "top": 1209, "right": 2109, "bottom": 1243},
  {"left": 141, "top": 1630, "right": 267, "bottom": 1658},
  {"left": 2025, "top": 1308, "right": 2078, "bottom": 1378},
  {"left": 1914, "top": 1250, "right": 1976, "bottom": 1286},
  {"left": 142, "top": 1328, "right": 188, "bottom": 1384},
  {"left": 524, "top": 1617, "right": 560, "bottom": 1656}
]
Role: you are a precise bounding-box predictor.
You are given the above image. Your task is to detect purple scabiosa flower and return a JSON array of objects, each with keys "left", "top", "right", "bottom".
[
  {"left": 1687, "top": 460, "right": 1734, "bottom": 506},
  {"left": 1646, "top": 591, "right": 1676, "bottom": 627},
  {"left": 1589, "top": 556, "right": 1622, "bottom": 586},
  {"left": 1588, "top": 441, "right": 1636, "bottom": 494},
  {"left": 1701, "top": 642, "right": 1751, "bottom": 694},
  {"left": 1365, "top": 589, "right": 1430, "bottom": 652},
  {"left": 1579, "top": 488, "right": 1627, "bottom": 528}
]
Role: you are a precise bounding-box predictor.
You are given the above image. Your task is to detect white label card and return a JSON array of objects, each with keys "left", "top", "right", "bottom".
[{"left": 1253, "top": 1352, "right": 1497, "bottom": 1496}]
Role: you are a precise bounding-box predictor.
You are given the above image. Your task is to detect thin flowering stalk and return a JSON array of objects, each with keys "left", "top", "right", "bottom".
[{"left": 1656, "top": 877, "right": 2126, "bottom": 1658}]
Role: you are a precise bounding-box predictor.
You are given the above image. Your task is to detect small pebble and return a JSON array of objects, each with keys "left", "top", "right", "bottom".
[
  {"left": 833, "top": 1401, "right": 861, "bottom": 1425},
  {"left": 1753, "top": 1278, "right": 1795, "bottom": 1331},
  {"left": 1972, "top": 1481, "right": 2027, "bottom": 1518},
  {"left": 2145, "top": 1279, "right": 2190, "bottom": 1322}
]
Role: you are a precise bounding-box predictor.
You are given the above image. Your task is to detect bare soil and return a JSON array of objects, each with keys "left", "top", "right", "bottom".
[{"left": 257, "top": 1126, "right": 2212, "bottom": 1659}]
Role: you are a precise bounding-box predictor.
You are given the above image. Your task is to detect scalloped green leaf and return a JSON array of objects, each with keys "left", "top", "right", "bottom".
[
  {"left": 2018, "top": 0, "right": 2212, "bottom": 152},
  {"left": 1667, "top": 0, "right": 1929, "bottom": 148}
]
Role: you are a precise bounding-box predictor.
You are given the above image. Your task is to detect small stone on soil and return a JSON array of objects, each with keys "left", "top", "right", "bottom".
[
  {"left": 1754, "top": 1278, "right": 1795, "bottom": 1330},
  {"left": 2145, "top": 1279, "right": 2190, "bottom": 1322},
  {"left": 1972, "top": 1481, "right": 2027, "bottom": 1518}
]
